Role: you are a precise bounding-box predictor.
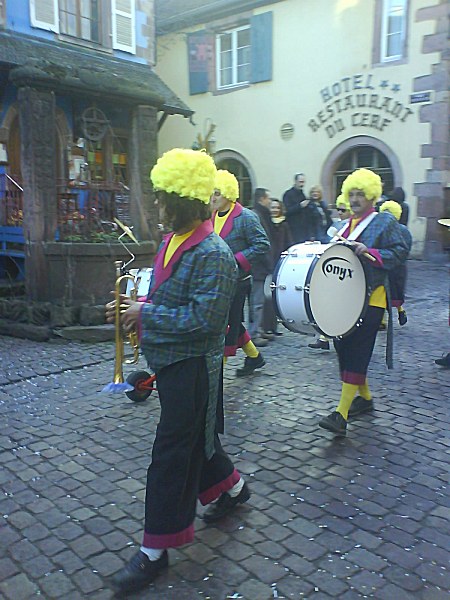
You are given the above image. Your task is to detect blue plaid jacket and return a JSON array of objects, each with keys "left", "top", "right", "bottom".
[
  {"left": 139, "top": 228, "right": 237, "bottom": 458},
  {"left": 213, "top": 204, "right": 270, "bottom": 278},
  {"left": 357, "top": 212, "right": 410, "bottom": 292},
  {"left": 356, "top": 211, "right": 411, "bottom": 369}
]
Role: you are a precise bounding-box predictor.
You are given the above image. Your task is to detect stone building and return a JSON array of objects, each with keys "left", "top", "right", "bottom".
[
  {"left": 154, "top": 0, "right": 449, "bottom": 259},
  {"left": 0, "top": 0, "right": 192, "bottom": 303}
]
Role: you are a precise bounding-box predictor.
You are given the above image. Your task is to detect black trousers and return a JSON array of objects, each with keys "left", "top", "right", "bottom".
[
  {"left": 143, "top": 357, "right": 239, "bottom": 549},
  {"left": 333, "top": 306, "right": 384, "bottom": 386}
]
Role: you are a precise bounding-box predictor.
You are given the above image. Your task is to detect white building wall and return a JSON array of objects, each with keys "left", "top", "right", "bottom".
[{"left": 156, "top": 0, "right": 442, "bottom": 257}]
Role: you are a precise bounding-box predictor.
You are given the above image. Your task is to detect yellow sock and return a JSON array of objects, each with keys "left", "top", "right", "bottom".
[
  {"left": 336, "top": 383, "right": 359, "bottom": 420},
  {"left": 223, "top": 357, "right": 227, "bottom": 365},
  {"left": 398, "top": 306, "right": 405, "bottom": 314},
  {"left": 242, "top": 340, "right": 259, "bottom": 359},
  {"left": 358, "top": 379, "right": 372, "bottom": 401}
]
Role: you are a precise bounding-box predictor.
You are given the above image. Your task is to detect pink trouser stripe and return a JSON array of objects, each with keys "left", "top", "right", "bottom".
[
  {"left": 143, "top": 523, "right": 194, "bottom": 549},
  {"left": 238, "top": 331, "right": 251, "bottom": 347},
  {"left": 342, "top": 370, "right": 366, "bottom": 385},
  {"left": 225, "top": 344, "right": 238, "bottom": 357},
  {"left": 198, "top": 468, "right": 241, "bottom": 506}
]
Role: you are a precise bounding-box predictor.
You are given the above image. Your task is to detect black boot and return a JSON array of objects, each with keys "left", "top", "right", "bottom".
[
  {"left": 203, "top": 482, "right": 251, "bottom": 523},
  {"left": 111, "top": 550, "right": 168, "bottom": 593},
  {"left": 435, "top": 353, "right": 450, "bottom": 368},
  {"left": 236, "top": 354, "right": 265, "bottom": 377}
]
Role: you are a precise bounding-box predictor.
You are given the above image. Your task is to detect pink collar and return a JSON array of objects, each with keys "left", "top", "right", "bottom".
[
  {"left": 149, "top": 220, "right": 213, "bottom": 297},
  {"left": 212, "top": 202, "right": 243, "bottom": 239}
]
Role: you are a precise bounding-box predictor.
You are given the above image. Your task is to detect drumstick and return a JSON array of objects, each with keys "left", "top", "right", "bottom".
[{"left": 333, "top": 230, "right": 377, "bottom": 262}]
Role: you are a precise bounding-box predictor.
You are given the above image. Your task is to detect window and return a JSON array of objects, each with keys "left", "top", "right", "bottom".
[
  {"left": 216, "top": 26, "right": 251, "bottom": 89},
  {"left": 60, "top": 0, "right": 100, "bottom": 43},
  {"left": 29, "top": 0, "right": 136, "bottom": 54},
  {"left": 381, "top": 0, "right": 407, "bottom": 62},
  {"left": 188, "top": 11, "right": 272, "bottom": 95}
]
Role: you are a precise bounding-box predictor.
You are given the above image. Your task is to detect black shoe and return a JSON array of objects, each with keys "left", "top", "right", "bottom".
[
  {"left": 203, "top": 482, "right": 251, "bottom": 523},
  {"left": 435, "top": 353, "right": 450, "bottom": 368},
  {"left": 379, "top": 322, "right": 387, "bottom": 331},
  {"left": 262, "top": 331, "right": 275, "bottom": 341},
  {"left": 308, "top": 339, "right": 330, "bottom": 350},
  {"left": 111, "top": 550, "right": 168, "bottom": 594},
  {"left": 236, "top": 354, "right": 265, "bottom": 377},
  {"left": 398, "top": 310, "right": 407, "bottom": 326},
  {"left": 348, "top": 396, "right": 374, "bottom": 418},
  {"left": 319, "top": 411, "right": 347, "bottom": 436}
]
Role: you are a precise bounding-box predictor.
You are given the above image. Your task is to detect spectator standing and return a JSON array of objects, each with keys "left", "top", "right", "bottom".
[
  {"left": 250, "top": 188, "right": 274, "bottom": 344},
  {"left": 263, "top": 198, "right": 293, "bottom": 336},
  {"left": 283, "top": 173, "right": 317, "bottom": 243},
  {"left": 391, "top": 187, "right": 410, "bottom": 226},
  {"left": 309, "top": 184, "right": 333, "bottom": 242}
]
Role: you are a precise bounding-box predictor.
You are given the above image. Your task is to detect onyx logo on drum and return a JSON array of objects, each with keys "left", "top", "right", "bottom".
[{"left": 321, "top": 257, "right": 354, "bottom": 281}]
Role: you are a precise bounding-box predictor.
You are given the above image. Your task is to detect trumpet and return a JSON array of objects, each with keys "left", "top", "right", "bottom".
[{"left": 102, "top": 261, "right": 139, "bottom": 393}]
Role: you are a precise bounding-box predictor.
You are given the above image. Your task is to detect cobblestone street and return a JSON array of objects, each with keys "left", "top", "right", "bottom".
[{"left": 0, "top": 260, "right": 448, "bottom": 599}]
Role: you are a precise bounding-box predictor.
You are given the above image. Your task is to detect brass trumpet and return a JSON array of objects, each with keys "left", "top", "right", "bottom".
[{"left": 102, "top": 261, "right": 139, "bottom": 393}]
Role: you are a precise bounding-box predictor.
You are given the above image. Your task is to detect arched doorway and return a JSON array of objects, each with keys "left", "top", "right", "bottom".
[
  {"left": 215, "top": 150, "right": 255, "bottom": 206},
  {"left": 321, "top": 136, "right": 402, "bottom": 206}
]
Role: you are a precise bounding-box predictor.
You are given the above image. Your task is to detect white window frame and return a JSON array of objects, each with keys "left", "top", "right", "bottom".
[
  {"left": 30, "top": 0, "right": 60, "bottom": 33},
  {"left": 380, "top": 0, "right": 407, "bottom": 62},
  {"left": 216, "top": 25, "right": 250, "bottom": 90},
  {"left": 112, "top": 0, "right": 136, "bottom": 55}
]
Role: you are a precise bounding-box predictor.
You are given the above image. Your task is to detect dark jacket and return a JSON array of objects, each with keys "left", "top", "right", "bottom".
[
  {"left": 252, "top": 202, "right": 274, "bottom": 280},
  {"left": 283, "top": 186, "right": 318, "bottom": 243},
  {"left": 270, "top": 217, "right": 293, "bottom": 269},
  {"left": 311, "top": 199, "right": 333, "bottom": 242},
  {"left": 391, "top": 187, "right": 410, "bottom": 226}
]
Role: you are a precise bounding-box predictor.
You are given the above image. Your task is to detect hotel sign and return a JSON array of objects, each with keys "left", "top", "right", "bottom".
[{"left": 307, "top": 73, "right": 414, "bottom": 139}]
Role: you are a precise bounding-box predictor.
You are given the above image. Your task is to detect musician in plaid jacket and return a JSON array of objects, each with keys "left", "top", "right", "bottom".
[
  {"left": 211, "top": 169, "right": 270, "bottom": 377},
  {"left": 108, "top": 149, "right": 250, "bottom": 594},
  {"left": 319, "top": 168, "right": 410, "bottom": 437}
]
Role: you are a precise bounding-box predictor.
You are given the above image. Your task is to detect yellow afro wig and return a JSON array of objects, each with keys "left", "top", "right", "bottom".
[
  {"left": 380, "top": 200, "right": 402, "bottom": 221},
  {"left": 150, "top": 148, "right": 217, "bottom": 204},
  {"left": 341, "top": 168, "right": 382, "bottom": 204},
  {"left": 215, "top": 169, "right": 239, "bottom": 202},
  {"left": 336, "top": 193, "right": 351, "bottom": 211}
]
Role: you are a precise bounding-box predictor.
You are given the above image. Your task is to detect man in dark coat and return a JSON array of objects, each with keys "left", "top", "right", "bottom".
[
  {"left": 250, "top": 187, "right": 274, "bottom": 343},
  {"left": 282, "top": 173, "right": 317, "bottom": 243}
]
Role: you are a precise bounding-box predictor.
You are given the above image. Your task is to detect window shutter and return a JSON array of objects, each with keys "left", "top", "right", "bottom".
[
  {"left": 29, "top": 0, "right": 59, "bottom": 33},
  {"left": 188, "top": 31, "right": 214, "bottom": 95},
  {"left": 112, "top": 0, "right": 136, "bottom": 54},
  {"left": 250, "top": 12, "right": 273, "bottom": 84}
]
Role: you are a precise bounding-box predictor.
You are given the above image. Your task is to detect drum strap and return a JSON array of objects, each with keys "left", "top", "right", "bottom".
[{"left": 335, "top": 212, "right": 377, "bottom": 241}]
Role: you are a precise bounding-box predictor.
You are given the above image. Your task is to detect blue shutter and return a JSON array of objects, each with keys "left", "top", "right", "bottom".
[
  {"left": 250, "top": 12, "right": 273, "bottom": 84},
  {"left": 188, "top": 31, "right": 213, "bottom": 95}
]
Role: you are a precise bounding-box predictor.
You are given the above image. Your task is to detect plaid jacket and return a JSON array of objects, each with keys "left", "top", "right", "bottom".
[
  {"left": 138, "top": 221, "right": 237, "bottom": 458},
  {"left": 353, "top": 211, "right": 410, "bottom": 292},
  {"left": 213, "top": 203, "right": 270, "bottom": 278},
  {"left": 343, "top": 210, "right": 411, "bottom": 369}
]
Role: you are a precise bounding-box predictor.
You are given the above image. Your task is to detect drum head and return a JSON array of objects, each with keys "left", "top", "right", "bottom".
[
  {"left": 305, "top": 244, "right": 368, "bottom": 338},
  {"left": 126, "top": 268, "right": 153, "bottom": 297}
]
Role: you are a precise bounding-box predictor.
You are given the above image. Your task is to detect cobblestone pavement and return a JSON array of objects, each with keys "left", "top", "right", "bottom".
[{"left": 0, "top": 260, "right": 449, "bottom": 600}]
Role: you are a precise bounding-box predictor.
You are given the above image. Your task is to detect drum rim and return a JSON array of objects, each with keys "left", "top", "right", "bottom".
[
  {"left": 304, "top": 244, "right": 369, "bottom": 339},
  {"left": 271, "top": 251, "right": 304, "bottom": 333}
]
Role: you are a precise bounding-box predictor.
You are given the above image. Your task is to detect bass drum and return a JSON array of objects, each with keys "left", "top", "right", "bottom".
[
  {"left": 272, "top": 243, "right": 368, "bottom": 338},
  {"left": 126, "top": 268, "right": 153, "bottom": 298}
]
